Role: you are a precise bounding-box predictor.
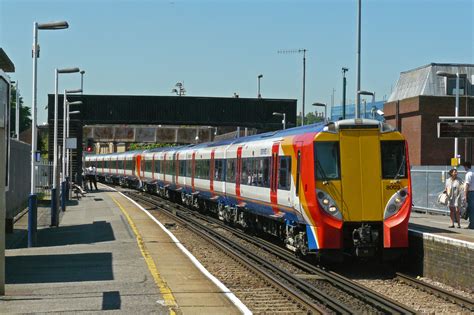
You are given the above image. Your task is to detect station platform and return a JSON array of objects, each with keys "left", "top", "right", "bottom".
[
  {"left": 1, "top": 185, "right": 247, "bottom": 314},
  {"left": 407, "top": 211, "right": 473, "bottom": 292}
]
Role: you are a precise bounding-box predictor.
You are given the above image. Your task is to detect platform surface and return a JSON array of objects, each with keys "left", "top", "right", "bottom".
[{"left": 1, "top": 185, "right": 243, "bottom": 314}]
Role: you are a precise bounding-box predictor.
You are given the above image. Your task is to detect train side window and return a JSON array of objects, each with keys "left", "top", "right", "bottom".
[
  {"left": 166, "top": 158, "right": 175, "bottom": 176},
  {"left": 118, "top": 160, "right": 123, "bottom": 170},
  {"left": 146, "top": 160, "right": 152, "bottom": 173},
  {"left": 255, "top": 157, "right": 270, "bottom": 187},
  {"left": 179, "top": 160, "right": 186, "bottom": 176},
  {"left": 186, "top": 159, "right": 192, "bottom": 177},
  {"left": 381, "top": 141, "right": 406, "bottom": 179},
  {"left": 154, "top": 159, "right": 161, "bottom": 173},
  {"left": 314, "top": 142, "right": 340, "bottom": 180},
  {"left": 278, "top": 156, "right": 291, "bottom": 190},
  {"left": 214, "top": 159, "right": 225, "bottom": 181},
  {"left": 226, "top": 158, "right": 236, "bottom": 183}
]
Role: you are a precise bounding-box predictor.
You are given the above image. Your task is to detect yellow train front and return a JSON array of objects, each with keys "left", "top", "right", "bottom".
[{"left": 300, "top": 118, "right": 411, "bottom": 261}]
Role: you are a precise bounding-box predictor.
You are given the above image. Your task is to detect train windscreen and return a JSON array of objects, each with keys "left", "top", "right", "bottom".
[
  {"left": 314, "top": 142, "right": 340, "bottom": 180},
  {"left": 381, "top": 141, "right": 406, "bottom": 179}
]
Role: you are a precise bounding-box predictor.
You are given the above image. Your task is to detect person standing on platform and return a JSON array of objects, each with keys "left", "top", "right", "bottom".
[
  {"left": 462, "top": 161, "right": 474, "bottom": 229},
  {"left": 91, "top": 165, "right": 98, "bottom": 191},
  {"left": 445, "top": 168, "right": 462, "bottom": 228}
]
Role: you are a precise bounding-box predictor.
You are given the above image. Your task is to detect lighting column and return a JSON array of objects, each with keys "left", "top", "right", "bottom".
[
  {"left": 52, "top": 67, "right": 80, "bottom": 227},
  {"left": 29, "top": 20, "right": 69, "bottom": 247}
]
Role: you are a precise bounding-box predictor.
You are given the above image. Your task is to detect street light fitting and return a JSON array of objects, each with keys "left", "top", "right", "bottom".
[
  {"left": 57, "top": 67, "right": 80, "bottom": 74},
  {"left": 67, "top": 101, "right": 82, "bottom": 106},
  {"left": 65, "top": 88, "right": 82, "bottom": 94},
  {"left": 258, "top": 74, "right": 263, "bottom": 79},
  {"left": 272, "top": 112, "right": 283, "bottom": 116},
  {"left": 358, "top": 90, "right": 374, "bottom": 96},
  {"left": 312, "top": 102, "right": 326, "bottom": 107},
  {"left": 69, "top": 111, "right": 81, "bottom": 115},
  {"left": 80, "top": 70, "right": 85, "bottom": 75},
  {"left": 38, "top": 21, "right": 69, "bottom": 30}
]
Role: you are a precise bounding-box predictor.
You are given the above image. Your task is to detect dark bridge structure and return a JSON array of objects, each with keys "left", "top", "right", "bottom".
[{"left": 46, "top": 94, "right": 297, "bottom": 181}]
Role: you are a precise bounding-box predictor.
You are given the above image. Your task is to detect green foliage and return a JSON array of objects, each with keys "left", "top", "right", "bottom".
[
  {"left": 296, "top": 112, "right": 324, "bottom": 126},
  {"left": 10, "top": 86, "right": 31, "bottom": 135},
  {"left": 129, "top": 143, "right": 179, "bottom": 151}
]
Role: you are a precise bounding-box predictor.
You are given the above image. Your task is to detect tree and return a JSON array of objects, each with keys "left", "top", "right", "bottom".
[{"left": 9, "top": 86, "right": 31, "bottom": 136}]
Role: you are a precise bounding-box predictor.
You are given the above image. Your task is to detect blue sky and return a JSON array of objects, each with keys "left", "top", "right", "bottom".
[{"left": 1, "top": 0, "right": 473, "bottom": 124}]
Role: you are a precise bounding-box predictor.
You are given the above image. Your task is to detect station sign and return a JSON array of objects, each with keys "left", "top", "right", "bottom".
[{"left": 437, "top": 122, "right": 474, "bottom": 138}]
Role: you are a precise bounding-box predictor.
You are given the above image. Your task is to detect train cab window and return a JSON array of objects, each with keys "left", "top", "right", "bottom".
[
  {"left": 278, "top": 156, "right": 291, "bottom": 190},
  {"left": 314, "top": 142, "right": 340, "bottom": 180},
  {"left": 214, "top": 159, "right": 226, "bottom": 182},
  {"left": 226, "top": 159, "right": 236, "bottom": 183},
  {"left": 381, "top": 141, "right": 406, "bottom": 179}
]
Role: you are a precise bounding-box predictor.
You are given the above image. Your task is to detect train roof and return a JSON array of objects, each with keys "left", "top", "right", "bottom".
[{"left": 85, "top": 119, "right": 397, "bottom": 158}]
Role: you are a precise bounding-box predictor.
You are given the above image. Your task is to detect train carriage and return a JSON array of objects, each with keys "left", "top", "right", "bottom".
[{"left": 86, "top": 118, "right": 411, "bottom": 261}]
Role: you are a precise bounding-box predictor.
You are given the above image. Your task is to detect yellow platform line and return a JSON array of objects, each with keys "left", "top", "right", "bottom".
[{"left": 111, "top": 196, "right": 178, "bottom": 314}]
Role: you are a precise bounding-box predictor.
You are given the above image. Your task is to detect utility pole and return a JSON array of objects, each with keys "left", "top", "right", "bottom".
[
  {"left": 355, "top": 0, "right": 362, "bottom": 118},
  {"left": 342, "top": 67, "right": 348, "bottom": 119},
  {"left": 278, "top": 49, "right": 307, "bottom": 126}
]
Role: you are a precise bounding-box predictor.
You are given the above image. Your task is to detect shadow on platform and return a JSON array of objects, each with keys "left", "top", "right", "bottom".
[
  {"left": 6, "top": 252, "right": 114, "bottom": 284},
  {"left": 7, "top": 221, "right": 116, "bottom": 249},
  {"left": 409, "top": 223, "right": 458, "bottom": 234}
]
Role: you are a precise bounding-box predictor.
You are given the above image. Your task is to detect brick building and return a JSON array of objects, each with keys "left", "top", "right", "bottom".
[{"left": 385, "top": 63, "right": 474, "bottom": 166}]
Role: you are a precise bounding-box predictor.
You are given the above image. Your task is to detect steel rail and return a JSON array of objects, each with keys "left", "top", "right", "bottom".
[
  {"left": 125, "top": 191, "right": 327, "bottom": 314},
  {"left": 125, "top": 189, "right": 416, "bottom": 314},
  {"left": 396, "top": 273, "right": 474, "bottom": 311},
  {"left": 188, "top": 209, "right": 415, "bottom": 314}
]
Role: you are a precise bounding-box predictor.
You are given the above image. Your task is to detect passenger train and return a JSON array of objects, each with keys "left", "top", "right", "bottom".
[{"left": 85, "top": 118, "right": 412, "bottom": 261}]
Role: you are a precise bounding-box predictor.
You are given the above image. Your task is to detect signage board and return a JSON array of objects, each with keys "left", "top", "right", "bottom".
[
  {"left": 437, "top": 122, "right": 474, "bottom": 138},
  {"left": 66, "top": 137, "right": 77, "bottom": 149}
]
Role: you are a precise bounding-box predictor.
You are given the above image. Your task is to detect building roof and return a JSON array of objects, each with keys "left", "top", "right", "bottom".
[
  {"left": 388, "top": 63, "right": 474, "bottom": 102},
  {"left": 0, "top": 48, "right": 15, "bottom": 72}
]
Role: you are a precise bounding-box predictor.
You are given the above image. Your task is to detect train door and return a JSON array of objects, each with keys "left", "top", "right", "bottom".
[
  {"left": 270, "top": 143, "right": 279, "bottom": 206},
  {"left": 293, "top": 141, "right": 304, "bottom": 212},
  {"left": 339, "top": 130, "right": 382, "bottom": 221}
]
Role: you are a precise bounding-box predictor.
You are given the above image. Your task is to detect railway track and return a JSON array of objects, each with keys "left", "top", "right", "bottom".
[
  {"left": 395, "top": 272, "right": 474, "bottom": 312},
  {"left": 123, "top": 189, "right": 416, "bottom": 314}
]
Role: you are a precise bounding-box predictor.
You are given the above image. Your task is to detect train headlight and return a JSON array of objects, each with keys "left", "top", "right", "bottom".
[
  {"left": 384, "top": 187, "right": 409, "bottom": 220},
  {"left": 316, "top": 189, "right": 342, "bottom": 220}
]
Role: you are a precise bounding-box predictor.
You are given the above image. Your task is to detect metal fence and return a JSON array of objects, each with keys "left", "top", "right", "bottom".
[
  {"left": 411, "top": 165, "right": 465, "bottom": 214},
  {"left": 35, "top": 159, "right": 53, "bottom": 198}
]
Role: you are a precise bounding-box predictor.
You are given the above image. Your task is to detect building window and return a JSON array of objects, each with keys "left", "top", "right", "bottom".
[{"left": 446, "top": 77, "right": 466, "bottom": 96}]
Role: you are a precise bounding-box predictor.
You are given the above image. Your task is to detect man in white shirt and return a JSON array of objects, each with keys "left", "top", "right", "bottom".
[{"left": 462, "top": 161, "right": 474, "bottom": 229}]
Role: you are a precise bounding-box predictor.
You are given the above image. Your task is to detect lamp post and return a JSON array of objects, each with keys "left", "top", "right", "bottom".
[
  {"left": 80, "top": 70, "right": 85, "bottom": 94},
  {"left": 272, "top": 112, "right": 286, "bottom": 130},
  {"left": 67, "top": 109, "right": 81, "bottom": 193},
  {"left": 437, "top": 71, "right": 461, "bottom": 163},
  {"left": 10, "top": 81, "right": 20, "bottom": 140},
  {"left": 278, "top": 49, "right": 307, "bottom": 126},
  {"left": 358, "top": 90, "right": 375, "bottom": 118},
  {"left": 312, "top": 102, "right": 327, "bottom": 123},
  {"left": 257, "top": 74, "right": 263, "bottom": 98},
  {"left": 61, "top": 89, "right": 81, "bottom": 212},
  {"left": 52, "top": 67, "right": 80, "bottom": 227},
  {"left": 30, "top": 20, "right": 69, "bottom": 247},
  {"left": 342, "top": 67, "right": 348, "bottom": 119},
  {"left": 355, "top": 0, "right": 362, "bottom": 118}
]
